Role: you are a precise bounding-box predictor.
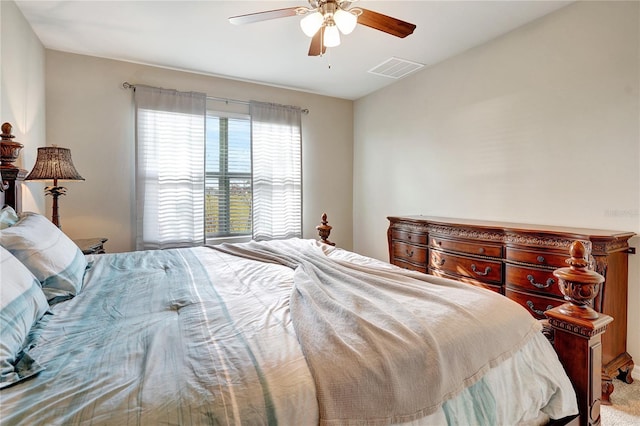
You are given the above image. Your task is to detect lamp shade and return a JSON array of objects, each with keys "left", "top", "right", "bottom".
[
  {"left": 25, "top": 147, "right": 84, "bottom": 181},
  {"left": 334, "top": 9, "right": 357, "bottom": 35},
  {"left": 300, "top": 11, "right": 324, "bottom": 37},
  {"left": 323, "top": 23, "right": 341, "bottom": 47}
]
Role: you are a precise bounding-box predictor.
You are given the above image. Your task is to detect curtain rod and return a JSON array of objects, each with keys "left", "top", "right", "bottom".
[{"left": 122, "top": 82, "right": 309, "bottom": 114}]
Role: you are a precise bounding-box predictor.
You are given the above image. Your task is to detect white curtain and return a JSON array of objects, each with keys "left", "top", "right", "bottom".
[
  {"left": 250, "top": 101, "right": 302, "bottom": 241},
  {"left": 135, "top": 85, "right": 206, "bottom": 249}
]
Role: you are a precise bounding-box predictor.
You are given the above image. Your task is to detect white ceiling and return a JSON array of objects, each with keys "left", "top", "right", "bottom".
[{"left": 16, "top": 0, "right": 573, "bottom": 100}]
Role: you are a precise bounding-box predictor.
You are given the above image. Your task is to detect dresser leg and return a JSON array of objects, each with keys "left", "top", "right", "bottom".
[
  {"left": 616, "top": 358, "right": 634, "bottom": 384},
  {"left": 604, "top": 353, "right": 634, "bottom": 384},
  {"left": 600, "top": 353, "right": 635, "bottom": 404}
]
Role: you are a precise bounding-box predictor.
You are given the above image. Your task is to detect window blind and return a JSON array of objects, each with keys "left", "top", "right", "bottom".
[
  {"left": 250, "top": 101, "right": 302, "bottom": 241},
  {"left": 134, "top": 85, "right": 206, "bottom": 249}
]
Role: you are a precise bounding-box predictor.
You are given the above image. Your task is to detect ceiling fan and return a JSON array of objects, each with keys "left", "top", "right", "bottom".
[{"left": 229, "top": 0, "right": 416, "bottom": 56}]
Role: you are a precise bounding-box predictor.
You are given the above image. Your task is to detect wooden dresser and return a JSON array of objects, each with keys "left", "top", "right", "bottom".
[{"left": 387, "top": 215, "right": 635, "bottom": 402}]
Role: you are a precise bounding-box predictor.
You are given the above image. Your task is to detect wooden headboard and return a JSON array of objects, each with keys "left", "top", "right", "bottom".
[
  {"left": 0, "top": 167, "right": 25, "bottom": 213},
  {"left": 1, "top": 122, "right": 26, "bottom": 213}
]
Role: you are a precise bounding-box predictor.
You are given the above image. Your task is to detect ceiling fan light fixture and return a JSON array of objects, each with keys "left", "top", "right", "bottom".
[
  {"left": 300, "top": 11, "right": 324, "bottom": 37},
  {"left": 228, "top": 2, "right": 416, "bottom": 57},
  {"left": 323, "top": 23, "right": 341, "bottom": 47},
  {"left": 333, "top": 8, "right": 357, "bottom": 35}
]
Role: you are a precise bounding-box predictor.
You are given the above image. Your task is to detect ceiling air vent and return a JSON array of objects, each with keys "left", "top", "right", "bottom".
[{"left": 368, "top": 57, "right": 424, "bottom": 79}]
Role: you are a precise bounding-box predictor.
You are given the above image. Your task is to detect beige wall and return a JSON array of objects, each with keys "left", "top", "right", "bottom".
[
  {"left": 44, "top": 51, "right": 354, "bottom": 253},
  {"left": 354, "top": 0, "right": 639, "bottom": 377},
  {"left": 0, "top": 0, "right": 46, "bottom": 213}
]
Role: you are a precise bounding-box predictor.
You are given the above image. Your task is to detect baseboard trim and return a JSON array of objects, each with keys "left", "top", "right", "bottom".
[{"left": 632, "top": 365, "right": 639, "bottom": 381}]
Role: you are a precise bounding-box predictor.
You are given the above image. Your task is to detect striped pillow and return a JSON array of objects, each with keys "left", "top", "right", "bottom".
[
  {"left": 0, "top": 212, "right": 88, "bottom": 304},
  {"left": 0, "top": 246, "right": 48, "bottom": 388}
]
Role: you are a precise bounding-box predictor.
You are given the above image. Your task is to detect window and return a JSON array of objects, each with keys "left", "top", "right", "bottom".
[
  {"left": 206, "top": 101, "right": 302, "bottom": 243},
  {"left": 134, "top": 86, "right": 302, "bottom": 249},
  {"left": 205, "top": 112, "right": 252, "bottom": 243}
]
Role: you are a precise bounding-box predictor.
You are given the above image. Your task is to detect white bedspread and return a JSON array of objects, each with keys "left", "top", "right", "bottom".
[
  {"left": 213, "top": 240, "right": 566, "bottom": 425},
  {"left": 0, "top": 239, "right": 577, "bottom": 425}
]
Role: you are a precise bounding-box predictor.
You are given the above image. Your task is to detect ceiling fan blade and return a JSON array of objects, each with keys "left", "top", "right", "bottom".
[
  {"left": 357, "top": 8, "right": 416, "bottom": 38},
  {"left": 308, "top": 27, "right": 327, "bottom": 56},
  {"left": 229, "top": 7, "right": 300, "bottom": 25}
]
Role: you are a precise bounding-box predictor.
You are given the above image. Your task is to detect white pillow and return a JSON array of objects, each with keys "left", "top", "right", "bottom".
[
  {"left": 0, "top": 212, "right": 88, "bottom": 304},
  {"left": 0, "top": 205, "right": 19, "bottom": 229},
  {"left": 0, "top": 246, "right": 48, "bottom": 388}
]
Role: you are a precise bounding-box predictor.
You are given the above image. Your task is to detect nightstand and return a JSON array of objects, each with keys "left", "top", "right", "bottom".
[{"left": 74, "top": 237, "right": 108, "bottom": 255}]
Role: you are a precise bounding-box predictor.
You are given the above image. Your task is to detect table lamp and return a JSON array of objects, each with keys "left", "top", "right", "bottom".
[{"left": 25, "top": 146, "right": 84, "bottom": 228}]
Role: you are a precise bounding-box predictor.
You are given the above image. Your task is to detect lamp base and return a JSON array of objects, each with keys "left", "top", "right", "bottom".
[{"left": 44, "top": 188, "right": 65, "bottom": 228}]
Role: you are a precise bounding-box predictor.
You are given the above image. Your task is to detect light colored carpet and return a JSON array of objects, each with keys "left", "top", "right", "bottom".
[{"left": 601, "top": 378, "right": 640, "bottom": 425}]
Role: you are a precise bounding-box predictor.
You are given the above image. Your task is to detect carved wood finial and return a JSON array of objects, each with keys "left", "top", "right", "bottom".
[
  {"left": 316, "top": 212, "right": 335, "bottom": 246},
  {"left": 0, "top": 122, "right": 24, "bottom": 167},
  {"left": 567, "top": 240, "right": 590, "bottom": 268},
  {"left": 1, "top": 122, "right": 14, "bottom": 139},
  {"left": 553, "top": 241, "right": 604, "bottom": 320}
]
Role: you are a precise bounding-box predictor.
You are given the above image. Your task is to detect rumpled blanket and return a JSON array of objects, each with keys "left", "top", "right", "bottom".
[{"left": 211, "top": 239, "right": 542, "bottom": 426}]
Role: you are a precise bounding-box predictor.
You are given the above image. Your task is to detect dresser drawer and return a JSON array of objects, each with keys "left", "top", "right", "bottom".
[
  {"left": 430, "top": 251, "right": 502, "bottom": 283},
  {"left": 392, "top": 242, "right": 428, "bottom": 265},
  {"left": 506, "top": 288, "right": 564, "bottom": 320},
  {"left": 430, "top": 269, "right": 502, "bottom": 293},
  {"left": 505, "top": 264, "right": 563, "bottom": 298},
  {"left": 391, "top": 229, "right": 427, "bottom": 245},
  {"left": 505, "top": 247, "right": 568, "bottom": 268},
  {"left": 394, "top": 259, "right": 427, "bottom": 273},
  {"left": 430, "top": 235, "right": 502, "bottom": 258}
]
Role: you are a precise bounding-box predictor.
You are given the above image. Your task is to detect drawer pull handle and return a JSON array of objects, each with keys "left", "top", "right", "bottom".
[
  {"left": 527, "top": 274, "right": 555, "bottom": 289},
  {"left": 433, "top": 257, "right": 446, "bottom": 266},
  {"left": 471, "top": 264, "right": 491, "bottom": 276},
  {"left": 478, "top": 247, "right": 485, "bottom": 254},
  {"left": 406, "top": 249, "right": 414, "bottom": 257},
  {"left": 526, "top": 301, "right": 554, "bottom": 316},
  {"left": 537, "top": 256, "right": 545, "bottom": 263}
]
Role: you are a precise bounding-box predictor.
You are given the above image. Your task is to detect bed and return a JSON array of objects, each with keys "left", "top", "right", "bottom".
[{"left": 0, "top": 168, "right": 607, "bottom": 425}]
